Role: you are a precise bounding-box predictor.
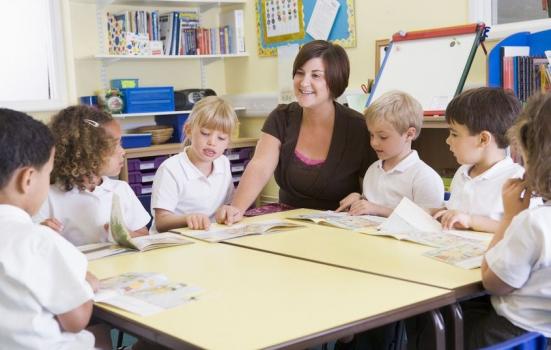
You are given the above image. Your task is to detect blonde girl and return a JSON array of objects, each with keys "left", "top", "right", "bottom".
[
  {"left": 35, "top": 105, "right": 150, "bottom": 245},
  {"left": 463, "top": 92, "right": 551, "bottom": 348},
  {"left": 151, "top": 96, "right": 238, "bottom": 232}
]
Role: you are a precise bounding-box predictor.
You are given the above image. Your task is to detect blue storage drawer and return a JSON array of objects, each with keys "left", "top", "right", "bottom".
[{"left": 122, "top": 87, "right": 175, "bottom": 113}]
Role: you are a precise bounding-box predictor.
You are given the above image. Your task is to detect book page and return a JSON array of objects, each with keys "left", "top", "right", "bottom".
[
  {"left": 423, "top": 243, "right": 487, "bottom": 269},
  {"left": 95, "top": 272, "right": 168, "bottom": 302},
  {"left": 78, "top": 242, "right": 131, "bottom": 261},
  {"left": 289, "top": 211, "right": 385, "bottom": 231},
  {"left": 110, "top": 194, "right": 138, "bottom": 250},
  {"left": 130, "top": 232, "right": 194, "bottom": 251},
  {"left": 174, "top": 219, "right": 303, "bottom": 242}
]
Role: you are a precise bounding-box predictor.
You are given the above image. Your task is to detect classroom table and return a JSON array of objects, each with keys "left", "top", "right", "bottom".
[
  {"left": 89, "top": 242, "right": 454, "bottom": 350},
  {"left": 214, "top": 209, "right": 488, "bottom": 350}
]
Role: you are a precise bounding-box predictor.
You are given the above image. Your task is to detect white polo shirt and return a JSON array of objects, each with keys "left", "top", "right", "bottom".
[
  {"left": 447, "top": 157, "right": 524, "bottom": 221},
  {"left": 0, "top": 205, "right": 95, "bottom": 350},
  {"left": 34, "top": 177, "right": 150, "bottom": 246},
  {"left": 362, "top": 150, "right": 444, "bottom": 209},
  {"left": 487, "top": 202, "right": 551, "bottom": 337},
  {"left": 150, "top": 147, "right": 234, "bottom": 233}
]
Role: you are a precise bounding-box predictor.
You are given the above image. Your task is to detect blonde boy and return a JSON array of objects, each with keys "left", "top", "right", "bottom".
[
  {"left": 338, "top": 90, "right": 444, "bottom": 216},
  {"left": 0, "top": 109, "right": 99, "bottom": 349},
  {"left": 433, "top": 87, "right": 523, "bottom": 233}
]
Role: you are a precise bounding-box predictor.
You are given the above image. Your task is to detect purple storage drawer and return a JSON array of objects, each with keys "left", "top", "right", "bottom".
[
  {"left": 128, "top": 171, "right": 142, "bottom": 184},
  {"left": 154, "top": 155, "right": 169, "bottom": 168},
  {"left": 127, "top": 159, "right": 140, "bottom": 171},
  {"left": 129, "top": 183, "right": 142, "bottom": 196}
]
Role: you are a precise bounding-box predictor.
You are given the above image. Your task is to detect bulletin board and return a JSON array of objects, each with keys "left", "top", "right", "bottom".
[{"left": 256, "top": 0, "right": 356, "bottom": 57}]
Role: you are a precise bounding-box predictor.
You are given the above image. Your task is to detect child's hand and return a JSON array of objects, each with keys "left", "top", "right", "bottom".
[
  {"left": 433, "top": 209, "right": 471, "bottom": 230},
  {"left": 215, "top": 205, "right": 243, "bottom": 225},
  {"left": 86, "top": 271, "right": 100, "bottom": 292},
  {"left": 348, "top": 199, "right": 376, "bottom": 216},
  {"left": 336, "top": 193, "right": 362, "bottom": 212},
  {"left": 185, "top": 213, "right": 211, "bottom": 230},
  {"left": 502, "top": 178, "right": 531, "bottom": 220},
  {"left": 41, "top": 218, "right": 64, "bottom": 233}
]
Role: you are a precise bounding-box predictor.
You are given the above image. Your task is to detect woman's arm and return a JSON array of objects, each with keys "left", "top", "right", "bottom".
[{"left": 216, "top": 133, "right": 281, "bottom": 224}]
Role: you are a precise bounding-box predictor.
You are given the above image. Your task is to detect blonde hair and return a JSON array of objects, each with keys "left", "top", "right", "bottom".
[
  {"left": 183, "top": 96, "right": 238, "bottom": 146},
  {"left": 508, "top": 92, "right": 551, "bottom": 200},
  {"left": 364, "top": 90, "right": 423, "bottom": 139}
]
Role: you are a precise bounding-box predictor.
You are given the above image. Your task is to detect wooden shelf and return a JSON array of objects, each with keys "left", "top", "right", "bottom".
[
  {"left": 93, "top": 53, "right": 248, "bottom": 63},
  {"left": 113, "top": 107, "right": 245, "bottom": 118},
  {"left": 422, "top": 116, "right": 447, "bottom": 129},
  {"left": 72, "top": 0, "right": 246, "bottom": 6}
]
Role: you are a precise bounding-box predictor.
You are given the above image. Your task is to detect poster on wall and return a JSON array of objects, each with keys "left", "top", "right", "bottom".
[{"left": 256, "top": 0, "right": 356, "bottom": 57}]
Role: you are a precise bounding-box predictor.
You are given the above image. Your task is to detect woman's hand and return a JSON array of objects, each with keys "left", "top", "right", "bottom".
[
  {"left": 215, "top": 205, "right": 243, "bottom": 225},
  {"left": 336, "top": 193, "right": 361, "bottom": 212}
]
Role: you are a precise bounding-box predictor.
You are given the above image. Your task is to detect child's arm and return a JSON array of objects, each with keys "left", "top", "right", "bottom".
[
  {"left": 56, "top": 300, "right": 93, "bottom": 333},
  {"left": 348, "top": 198, "right": 393, "bottom": 217},
  {"left": 335, "top": 192, "right": 361, "bottom": 212},
  {"left": 434, "top": 209, "right": 501, "bottom": 232},
  {"left": 155, "top": 208, "right": 210, "bottom": 231},
  {"left": 40, "top": 218, "right": 64, "bottom": 233},
  {"left": 481, "top": 178, "right": 531, "bottom": 295},
  {"left": 129, "top": 227, "right": 148, "bottom": 237}
]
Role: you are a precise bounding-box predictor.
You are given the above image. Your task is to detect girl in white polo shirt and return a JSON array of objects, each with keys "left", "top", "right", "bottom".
[
  {"left": 151, "top": 96, "right": 237, "bottom": 233},
  {"left": 463, "top": 93, "right": 551, "bottom": 348},
  {"left": 35, "top": 105, "right": 150, "bottom": 246}
]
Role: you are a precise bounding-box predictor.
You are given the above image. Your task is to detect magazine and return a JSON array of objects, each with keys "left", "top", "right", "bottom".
[
  {"left": 372, "top": 197, "right": 492, "bottom": 269},
  {"left": 172, "top": 219, "right": 304, "bottom": 243},
  {"left": 288, "top": 211, "right": 386, "bottom": 231},
  {"left": 94, "top": 272, "right": 201, "bottom": 316},
  {"left": 78, "top": 195, "right": 194, "bottom": 260}
]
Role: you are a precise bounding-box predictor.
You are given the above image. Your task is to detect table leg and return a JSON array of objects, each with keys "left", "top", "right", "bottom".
[{"left": 442, "top": 302, "right": 463, "bottom": 350}]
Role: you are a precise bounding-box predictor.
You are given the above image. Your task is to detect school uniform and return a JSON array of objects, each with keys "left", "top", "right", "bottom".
[
  {"left": 446, "top": 156, "right": 524, "bottom": 220},
  {"left": 34, "top": 177, "right": 150, "bottom": 246},
  {"left": 362, "top": 150, "right": 445, "bottom": 209},
  {"left": 150, "top": 147, "right": 234, "bottom": 234},
  {"left": 0, "top": 204, "right": 95, "bottom": 350}
]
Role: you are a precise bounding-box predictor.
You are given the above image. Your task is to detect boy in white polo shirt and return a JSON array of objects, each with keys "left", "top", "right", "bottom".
[
  {"left": 0, "top": 108, "right": 100, "bottom": 349},
  {"left": 337, "top": 90, "right": 444, "bottom": 216},
  {"left": 433, "top": 87, "right": 523, "bottom": 233},
  {"left": 151, "top": 96, "right": 238, "bottom": 233}
]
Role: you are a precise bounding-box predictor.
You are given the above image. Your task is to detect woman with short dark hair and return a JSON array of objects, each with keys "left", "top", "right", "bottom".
[{"left": 217, "top": 40, "right": 374, "bottom": 224}]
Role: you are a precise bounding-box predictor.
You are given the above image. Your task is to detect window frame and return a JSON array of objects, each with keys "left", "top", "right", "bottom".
[
  {"left": 469, "top": 0, "right": 551, "bottom": 40},
  {"left": 1, "top": 0, "right": 69, "bottom": 112}
]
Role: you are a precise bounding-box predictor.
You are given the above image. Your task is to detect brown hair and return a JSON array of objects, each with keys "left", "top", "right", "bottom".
[
  {"left": 445, "top": 87, "right": 521, "bottom": 148},
  {"left": 49, "top": 105, "right": 117, "bottom": 191},
  {"left": 292, "top": 40, "right": 350, "bottom": 99},
  {"left": 508, "top": 92, "right": 551, "bottom": 200},
  {"left": 364, "top": 90, "right": 423, "bottom": 139},
  {"left": 183, "top": 96, "right": 238, "bottom": 146}
]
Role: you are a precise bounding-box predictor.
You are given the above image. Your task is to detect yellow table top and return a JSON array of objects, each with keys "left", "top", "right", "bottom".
[
  {"left": 89, "top": 242, "right": 453, "bottom": 350},
  {"left": 225, "top": 209, "right": 484, "bottom": 297}
]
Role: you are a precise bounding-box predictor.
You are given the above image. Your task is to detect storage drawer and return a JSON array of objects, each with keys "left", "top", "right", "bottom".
[{"left": 122, "top": 87, "right": 175, "bottom": 113}]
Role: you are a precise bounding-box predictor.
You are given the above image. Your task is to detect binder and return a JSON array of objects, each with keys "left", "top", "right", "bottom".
[{"left": 368, "top": 23, "right": 487, "bottom": 116}]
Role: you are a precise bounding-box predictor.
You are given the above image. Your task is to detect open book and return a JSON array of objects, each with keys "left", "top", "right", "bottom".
[
  {"left": 288, "top": 211, "right": 386, "bottom": 231},
  {"left": 94, "top": 272, "right": 201, "bottom": 316},
  {"left": 78, "top": 195, "right": 194, "bottom": 260},
  {"left": 172, "top": 219, "right": 304, "bottom": 243},
  {"left": 373, "top": 198, "right": 492, "bottom": 269}
]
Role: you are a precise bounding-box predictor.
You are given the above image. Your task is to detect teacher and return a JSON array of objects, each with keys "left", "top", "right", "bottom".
[{"left": 217, "top": 40, "right": 374, "bottom": 224}]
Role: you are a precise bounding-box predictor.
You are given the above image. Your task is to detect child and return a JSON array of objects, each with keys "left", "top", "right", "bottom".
[
  {"left": 151, "top": 96, "right": 237, "bottom": 233},
  {"left": 433, "top": 87, "right": 523, "bottom": 233},
  {"left": 463, "top": 92, "right": 551, "bottom": 348},
  {"left": 0, "top": 108, "right": 100, "bottom": 349},
  {"left": 35, "top": 105, "right": 150, "bottom": 246},
  {"left": 337, "top": 90, "right": 444, "bottom": 217}
]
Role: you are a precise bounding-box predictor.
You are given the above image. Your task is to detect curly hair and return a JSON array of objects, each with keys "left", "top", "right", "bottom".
[
  {"left": 508, "top": 92, "right": 551, "bottom": 201},
  {"left": 49, "top": 105, "right": 117, "bottom": 191}
]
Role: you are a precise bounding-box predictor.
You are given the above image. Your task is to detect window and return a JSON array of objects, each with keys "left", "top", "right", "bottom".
[
  {"left": 0, "top": 0, "right": 68, "bottom": 112},
  {"left": 469, "top": 0, "right": 551, "bottom": 39}
]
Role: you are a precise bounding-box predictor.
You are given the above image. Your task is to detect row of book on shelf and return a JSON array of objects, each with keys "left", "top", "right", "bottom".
[
  {"left": 501, "top": 46, "right": 551, "bottom": 102},
  {"left": 106, "top": 9, "right": 245, "bottom": 56}
]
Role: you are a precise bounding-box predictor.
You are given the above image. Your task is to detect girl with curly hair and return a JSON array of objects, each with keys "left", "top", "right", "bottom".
[{"left": 34, "top": 105, "right": 150, "bottom": 246}]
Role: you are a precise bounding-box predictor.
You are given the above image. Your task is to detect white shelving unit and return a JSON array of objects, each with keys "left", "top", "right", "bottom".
[
  {"left": 112, "top": 106, "right": 245, "bottom": 119},
  {"left": 83, "top": 0, "right": 248, "bottom": 89}
]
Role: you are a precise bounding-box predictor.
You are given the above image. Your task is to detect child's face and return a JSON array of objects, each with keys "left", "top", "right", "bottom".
[
  {"left": 367, "top": 119, "right": 413, "bottom": 163},
  {"left": 293, "top": 57, "right": 332, "bottom": 109},
  {"left": 186, "top": 125, "right": 230, "bottom": 164},
  {"left": 446, "top": 121, "right": 483, "bottom": 165},
  {"left": 100, "top": 121, "right": 125, "bottom": 177},
  {"left": 28, "top": 149, "right": 55, "bottom": 216}
]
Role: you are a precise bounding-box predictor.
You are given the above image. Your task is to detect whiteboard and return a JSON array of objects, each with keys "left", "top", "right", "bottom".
[{"left": 368, "top": 32, "right": 480, "bottom": 113}]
